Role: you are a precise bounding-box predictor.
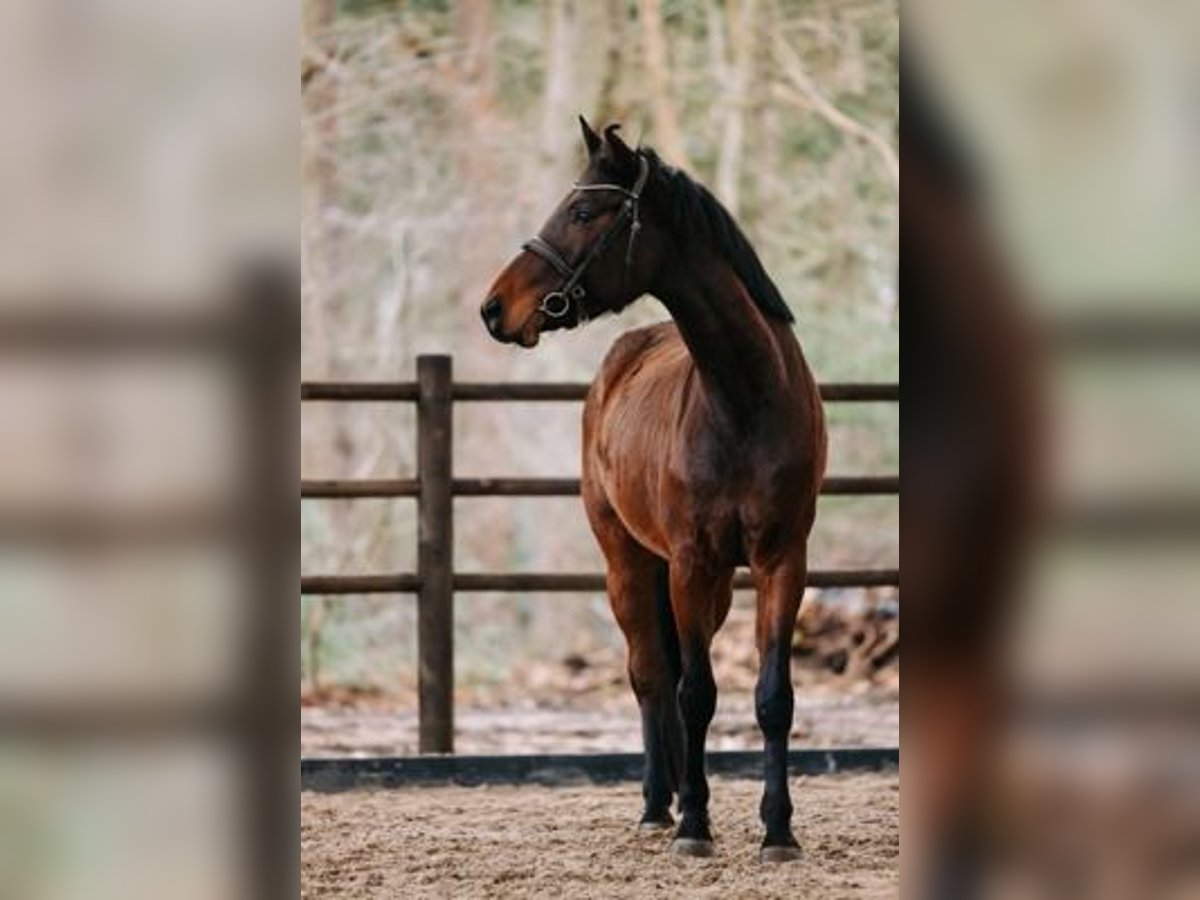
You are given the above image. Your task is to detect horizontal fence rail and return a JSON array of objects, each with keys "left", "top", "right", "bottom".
[
  {"left": 301, "top": 474, "right": 899, "bottom": 498},
  {"left": 301, "top": 380, "right": 899, "bottom": 403},
  {"left": 301, "top": 569, "right": 901, "bottom": 595},
  {"left": 301, "top": 356, "right": 899, "bottom": 753}
]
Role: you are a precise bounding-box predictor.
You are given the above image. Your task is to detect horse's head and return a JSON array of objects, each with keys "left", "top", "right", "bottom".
[{"left": 481, "top": 118, "right": 665, "bottom": 347}]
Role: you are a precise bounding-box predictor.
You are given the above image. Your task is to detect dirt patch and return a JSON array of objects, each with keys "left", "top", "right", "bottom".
[
  {"left": 301, "top": 690, "right": 898, "bottom": 757},
  {"left": 301, "top": 773, "right": 898, "bottom": 899}
]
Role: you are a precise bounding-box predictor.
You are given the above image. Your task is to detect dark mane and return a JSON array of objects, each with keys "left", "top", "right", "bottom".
[{"left": 639, "top": 147, "right": 795, "bottom": 324}]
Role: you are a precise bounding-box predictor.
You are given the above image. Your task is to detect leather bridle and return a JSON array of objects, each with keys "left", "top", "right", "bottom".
[{"left": 521, "top": 153, "right": 650, "bottom": 325}]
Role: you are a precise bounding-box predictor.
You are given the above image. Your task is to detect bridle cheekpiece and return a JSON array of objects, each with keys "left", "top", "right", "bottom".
[{"left": 521, "top": 153, "right": 650, "bottom": 325}]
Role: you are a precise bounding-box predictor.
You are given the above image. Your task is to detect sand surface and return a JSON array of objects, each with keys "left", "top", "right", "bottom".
[{"left": 301, "top": 773, "right": 898, "bottom": 899}]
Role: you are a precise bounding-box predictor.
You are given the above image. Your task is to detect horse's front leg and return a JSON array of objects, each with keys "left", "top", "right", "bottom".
[
  {"left": 606, "top": 547, "right": 680, "bottom": 831},
  {"left": 752, "top": 555, "right": 807, "bottom": 862},
  {"left": 669, "top": 557, "right": 732, "bottom": 857}
]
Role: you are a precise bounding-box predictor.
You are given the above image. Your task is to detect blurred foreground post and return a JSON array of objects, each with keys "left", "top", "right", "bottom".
[
  {"left": 417, "top": 355, "right": 454, "bottom": 753},
  {"left": 235, "top": 264, "right": 298, "bottom": 896}
]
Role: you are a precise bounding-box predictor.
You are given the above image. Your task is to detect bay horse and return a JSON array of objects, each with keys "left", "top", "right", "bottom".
[{"left": 481, "top": 118, "right": 826, "bottom": 862}]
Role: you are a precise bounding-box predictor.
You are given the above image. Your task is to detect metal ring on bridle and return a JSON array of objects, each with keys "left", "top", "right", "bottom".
[{"left": 540, "top": 292, "right": 571, "bottom": 318}]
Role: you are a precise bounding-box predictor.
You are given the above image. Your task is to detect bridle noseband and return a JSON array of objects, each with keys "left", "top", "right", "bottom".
[{"left": 522, "top": 153, "right": 650, "bottom": 325}]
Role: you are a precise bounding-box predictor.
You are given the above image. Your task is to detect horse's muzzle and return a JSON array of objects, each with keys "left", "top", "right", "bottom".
[
  {"left": 480, "top": 295, "right": 542, "bottom": 348},
  {"left": 481, "top": 295, "right": 504, "bottom": 336}
]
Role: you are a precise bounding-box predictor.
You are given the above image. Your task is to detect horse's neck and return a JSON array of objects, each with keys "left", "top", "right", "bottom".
[{"left": 655, "top": 257, "right": 793, "bottom": 422}]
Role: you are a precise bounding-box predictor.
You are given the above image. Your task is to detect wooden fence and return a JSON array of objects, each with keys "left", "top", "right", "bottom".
[{"left": 301, "top": 354, "right": 899, "bottom": 753}]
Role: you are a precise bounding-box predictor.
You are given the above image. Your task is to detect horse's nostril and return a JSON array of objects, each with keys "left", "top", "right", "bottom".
[{"left": 482, "top": 295, "right": 503, "bottom": 325}]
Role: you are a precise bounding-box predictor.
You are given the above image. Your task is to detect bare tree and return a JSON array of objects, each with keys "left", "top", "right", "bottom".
[
  {"left": 302, "top": 0, "right": 338, "bottom": 280},
  {"left": 303, "top": 0, "right": 339, "bottom": 271},
  {"left": 714, "top": 0, "right": 758, "bottom": 216},
  {"left": 454, "top": 1, "right": 504, "bottom": 314},
  {"left": 456, "top": 0, "right": 499, "bottom": 124},
  {"left": 301, "top": 0, "right": 338, "bottom": 689},
  {"left": 774, "top": 31, "right": 899, "bottom": 196},
  {"left": 541, "top": 0, "right": 584, "bottom": 199},
  {"left": 704, "top": 0, "right": 729, "bottom": 137},
  {"left": 742, "top": 0, "right": 778, "bottom": 231},
  {"left": 454, "top": 0, "right": 500, "bottom": 190},
  {"left": 595, "top": 0, "right": 628, "bottom": 124},
  {"left": 637, "top": 0, "right": 692, "bottom": 168}
]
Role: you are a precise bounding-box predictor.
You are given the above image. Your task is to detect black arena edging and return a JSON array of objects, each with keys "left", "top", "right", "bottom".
[{"left": 300, "top": 747, "right": 899, "bottom": 792}]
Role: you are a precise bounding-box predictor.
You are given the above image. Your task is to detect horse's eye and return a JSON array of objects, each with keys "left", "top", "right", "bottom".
[{"left": 571, "top": 207, "right": 592, "bottom": 224}]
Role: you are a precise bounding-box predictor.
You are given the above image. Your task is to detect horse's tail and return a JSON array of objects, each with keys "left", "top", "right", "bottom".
[{"left": 654, "top": 560, "right": 684, "bottom": 793}]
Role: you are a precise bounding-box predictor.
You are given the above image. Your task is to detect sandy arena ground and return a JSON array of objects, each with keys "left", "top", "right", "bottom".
[{"left": 301, "top": 773, "right": 898, "bottom": 899}]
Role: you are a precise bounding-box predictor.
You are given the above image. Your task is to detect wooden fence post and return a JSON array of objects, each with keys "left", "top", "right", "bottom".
[
  {"left": 234, "top": 263, "right": 297, "bottom": 898},
  {"left": 417, "top": 355, "right": 454, "bottom": 753}
]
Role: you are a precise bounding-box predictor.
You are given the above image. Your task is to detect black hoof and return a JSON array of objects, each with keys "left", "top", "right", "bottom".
[
  {"left": 760, "top": 844, "right": 803, "bottom": 863},
  {"left": 671, "top": 837, "right": 715, "bottom": 858},
  {"left": 638, "top": 813, "right": 674, "bottom": 833},
  {"left": 671, "top": 816, "right": 713, "bottom": 855}
]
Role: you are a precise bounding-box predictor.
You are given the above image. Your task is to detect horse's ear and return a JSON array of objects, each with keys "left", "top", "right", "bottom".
[
  {"left": 579, "top": 115, "right": 602, "bottom": 157},
  {"left": 603, "top": 124, "right": 638, "bottom": 175}
]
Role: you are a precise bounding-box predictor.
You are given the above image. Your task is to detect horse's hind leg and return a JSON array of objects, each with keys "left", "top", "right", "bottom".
[
  {"left": 649, "top": 562, "right": 684, "bottom": 809},
  {"left": 602, "top": 533, "right": 680, "bottom": 830},
  {"left": 751, "top": 555, "right": 807, "bottom": 862}
]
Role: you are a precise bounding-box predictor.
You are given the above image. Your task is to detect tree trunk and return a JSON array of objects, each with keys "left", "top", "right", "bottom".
[
  {"left": 705, "top": 0, "right": 729, "bottom": 138},
  {"left": 595, "top": 0, "right": 627, "bottom": 124},
  {"left": 303, "top": 0, "right": 339, "bottom": 293},
  {"left": 637, "top": 0, "right": 692, "bottom": 169},
  {"left": 302, "top": 0, "right": 338, "bottom": 372},
  {"left": 454, "top": 0, "right": 499, "bottom": 190},
  {"left": 541, "top": 0, "right": 583, "bottom": 202},
  {"left": 456, "top": 0, "right": 498, "bottom": 125},
  {"left": 715, "top": 0, "right": 758, "bottom": 218},
  {"left": 453, "top": 0, "right": 502, "bottom": 314},
  {"left": 743, "top": 0, "right": 776, "bottom": 232}
]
